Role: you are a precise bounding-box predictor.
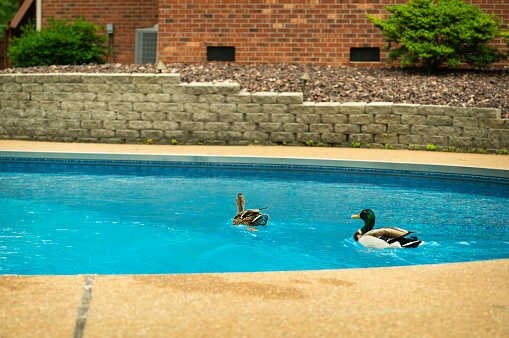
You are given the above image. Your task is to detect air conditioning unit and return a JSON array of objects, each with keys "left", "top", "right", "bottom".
[{"left": 135, "top": 28, "right": 158, "bottom": 64}]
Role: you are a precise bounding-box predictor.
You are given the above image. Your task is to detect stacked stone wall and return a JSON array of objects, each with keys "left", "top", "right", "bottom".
[{"left": 1, "top": 73, "right": 507, "bottom": 151}]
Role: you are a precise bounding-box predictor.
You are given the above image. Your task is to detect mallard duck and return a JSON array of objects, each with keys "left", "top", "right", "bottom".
[
  {"left": 232, "top": 193, "right": 269, "bottom": 231},
  {"left": 351, "top": 209, "right": 423, "bottom": 249}
]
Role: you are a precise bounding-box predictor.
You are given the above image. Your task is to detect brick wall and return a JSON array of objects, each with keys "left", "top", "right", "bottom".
[
  {"left": 1, "top": 73, "right": 507, "bottom": 151},
  {"left": 41, "top": 0, "right": 159, "bottom": 65},
  {"left": 36, "top": 1, "right": 509, "bottom": 68},
  {"left": 158, "top": 0, "right": 509, "bottom": 67}
]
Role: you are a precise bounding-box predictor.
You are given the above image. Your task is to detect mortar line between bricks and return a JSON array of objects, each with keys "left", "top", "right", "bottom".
[{"left": 73, "top": 275, "right": 94, "bottom": 338}]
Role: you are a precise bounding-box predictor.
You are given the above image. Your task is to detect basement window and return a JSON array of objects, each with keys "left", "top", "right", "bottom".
[
  {"left": 350, "top": 47, "right": 380, "bottom": 62},
  {"left": 207, "top": 47, "right": 235, "bottom": 62}
]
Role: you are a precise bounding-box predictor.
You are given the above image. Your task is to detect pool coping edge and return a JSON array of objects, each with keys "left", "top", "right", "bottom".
[{"left": 1, "top": 150, "right": 508, "bottom": 179}]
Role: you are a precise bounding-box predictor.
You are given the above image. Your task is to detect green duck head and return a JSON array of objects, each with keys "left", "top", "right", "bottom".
[{"left": 351, "top": 209, "right": 376, "bottom": 241}]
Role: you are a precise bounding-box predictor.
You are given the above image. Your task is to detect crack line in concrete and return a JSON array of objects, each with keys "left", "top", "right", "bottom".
[{"left": 73, "top": 275, "right": 94, "bottom": 338}]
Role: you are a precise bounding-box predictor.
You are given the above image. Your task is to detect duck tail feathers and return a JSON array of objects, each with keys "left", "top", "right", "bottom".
[
  {"left": 251, "top": 214, "right": 269, "bottom": 226},
  {"left": 388, "top": 235, "right": 423, "bottom": 248},
  {"left": 402, "top": 240, "right": 423, "bottom": 248}
]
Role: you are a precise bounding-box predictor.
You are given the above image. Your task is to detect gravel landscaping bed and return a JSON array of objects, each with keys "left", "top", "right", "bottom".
[{"left": 2, "top": 63, "right": 508, "bottom": 118}]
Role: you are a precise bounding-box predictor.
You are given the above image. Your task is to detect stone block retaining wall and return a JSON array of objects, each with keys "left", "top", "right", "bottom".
[{"left": 1, "top": 73, "right": 508, "bottom": 151}]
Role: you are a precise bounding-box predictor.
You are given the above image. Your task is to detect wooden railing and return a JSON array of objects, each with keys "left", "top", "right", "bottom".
[
  {"left": 0, "top": 0, "right": 34, "bottom": 70},
  {"left": 0, "top": 27, "right": 13, "bottom": 70}
]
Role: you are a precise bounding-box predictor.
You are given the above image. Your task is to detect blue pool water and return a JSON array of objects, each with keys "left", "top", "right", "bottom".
[{"left": 1, "top": 158, "right": 508, "bottom": 275}]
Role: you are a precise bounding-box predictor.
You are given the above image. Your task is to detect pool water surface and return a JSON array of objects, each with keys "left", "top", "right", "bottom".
[{"left": 1, "top": 160, "right": 508, "bottom": 275}]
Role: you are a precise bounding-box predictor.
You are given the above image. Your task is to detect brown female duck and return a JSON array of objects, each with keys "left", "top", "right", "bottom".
[{"left": 232, "top": 193, "right": 269, "bottom": 231}]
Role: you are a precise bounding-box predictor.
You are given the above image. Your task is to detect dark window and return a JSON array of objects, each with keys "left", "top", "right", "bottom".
[
  {"left": 350, "top": 47, "right": 380, "bottom": 62},
  {"left": 207, "top": 47, "right": 235, "bottom": 62}
]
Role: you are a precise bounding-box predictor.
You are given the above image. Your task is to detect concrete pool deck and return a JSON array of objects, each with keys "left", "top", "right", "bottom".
[{"left": 1, "top": 140, "right": 508, "bottom": 337}]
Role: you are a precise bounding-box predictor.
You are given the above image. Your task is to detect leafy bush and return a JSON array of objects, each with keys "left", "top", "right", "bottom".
[
  {"left": 367, "top": 0, "right": 508, "bottom": 68},
  {"left": 502, "top": 31, "right": 509, "bottom": 56},
  {"left": 8, "top": 16, "right": 110, "bottom": 67}
]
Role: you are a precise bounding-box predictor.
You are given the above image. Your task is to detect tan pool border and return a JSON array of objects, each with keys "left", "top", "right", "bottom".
[
  {"left": 1, "top": 140, "right": 508, "bottom": 337},
  {"left": 2, "top": 149, "right": 509, "bottom": 180}
]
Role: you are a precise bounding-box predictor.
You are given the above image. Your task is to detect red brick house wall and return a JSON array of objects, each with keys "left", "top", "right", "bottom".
[
  {"left": 41, "top": 0, "right": 158, "bottom": 64},
  {"left": 158, "top": 0, "right": 509, "bottom": 67},
  {"left": 37, "top": 0, "right": 508, "bottom": 67}
]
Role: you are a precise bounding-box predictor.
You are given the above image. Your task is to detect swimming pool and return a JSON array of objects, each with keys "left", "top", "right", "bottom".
[{"left": 1, "top": 154, "right": 508, "bottom": 275}]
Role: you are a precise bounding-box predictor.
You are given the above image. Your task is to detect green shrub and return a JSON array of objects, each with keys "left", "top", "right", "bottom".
[
  {"left": 367, "top": 0, "right": 507, "bottom": 69},
  {"left": 8, "top": 16, "right": 111, "bottom": 67},
  {"left": 426, "top": 144, "right": 437, "bottom": 151},
  {"left": 502, "top": 31, "right": 509, "bottom": 57}
]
